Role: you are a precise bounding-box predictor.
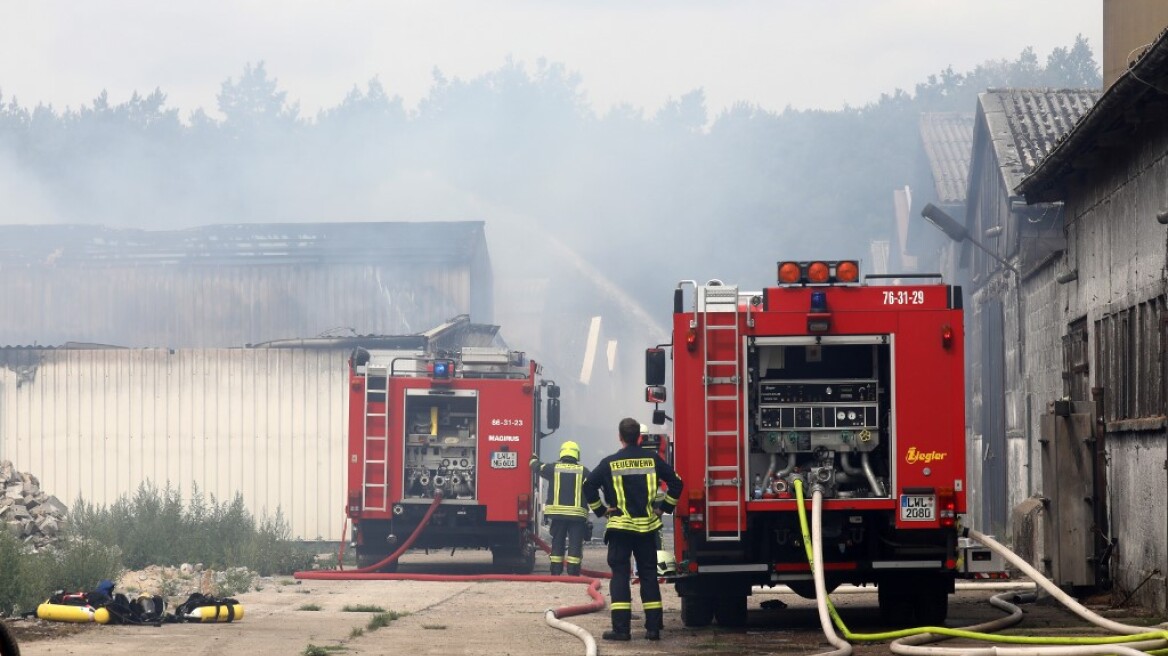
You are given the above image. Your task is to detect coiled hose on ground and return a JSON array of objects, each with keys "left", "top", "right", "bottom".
[{"left": 792, "top": 480, "right": 1168, "bottom": 656}]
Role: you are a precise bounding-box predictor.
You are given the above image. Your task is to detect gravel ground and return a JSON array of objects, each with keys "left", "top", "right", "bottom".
[{"left": 5, "top": 542, "right": 1165, "bottom": 656}]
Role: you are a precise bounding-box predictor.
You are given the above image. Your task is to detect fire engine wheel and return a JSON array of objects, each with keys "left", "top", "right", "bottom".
[
  {"left": 713, "top": 595, "right": 748, "bottom": 627},
  {"left": 878, "top": 577, "right": 947, "bottom": 627},
  {"left": 491, "top": 546, "right": 535, "bottom": 575},
  {"left": 680, "top": 595, "right": 715, "bottom": 628}
]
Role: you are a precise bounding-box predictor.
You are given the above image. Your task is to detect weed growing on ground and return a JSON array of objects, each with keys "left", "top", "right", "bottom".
[
  {"left": 301, "top": 644, "right": 347, "bottom": 655},
  {"left": 298, "top": 603, "right": 322, "bottom": 611},
  {"left": 366, "top": 611, "right": 403, "bottom": 631},
  {"left": 341, "top": 604, "right": 384, "bottom": 612}
]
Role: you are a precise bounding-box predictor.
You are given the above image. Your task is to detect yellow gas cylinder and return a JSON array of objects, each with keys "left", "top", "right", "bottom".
[
  {"left": 187, "top": 604, "right": 244, "bottom": 622},
  {"left": 36, "top": 602, "right": 95, "bottom": 623}
]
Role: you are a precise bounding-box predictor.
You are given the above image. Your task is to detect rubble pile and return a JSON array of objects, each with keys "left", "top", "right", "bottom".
[{"left": 1, "top": 459, "right": 68, "bottom": 549}]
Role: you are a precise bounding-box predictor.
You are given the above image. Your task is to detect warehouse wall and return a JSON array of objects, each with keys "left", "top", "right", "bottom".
[{"left": 0, "top": 346, "right": 349, "bottom": 540}]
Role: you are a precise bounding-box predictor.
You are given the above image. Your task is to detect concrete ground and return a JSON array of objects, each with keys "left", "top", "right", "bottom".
[{"left": 6, "top": 543, "right": 1165, "bottom": 656}]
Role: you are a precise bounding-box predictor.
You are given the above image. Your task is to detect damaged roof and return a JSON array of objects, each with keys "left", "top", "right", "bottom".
[
  {"left": 1017, "top": 28, "right": 1168, "bottom": 202},
  {"left": 975, "top": 88, "right": 1101, "bottom": 195},
  {"left": 919, "top": 112, "right": 974, "bottom": 204},
  {"left": 0, "top": 221, "right": 487, "bottom": 267}
]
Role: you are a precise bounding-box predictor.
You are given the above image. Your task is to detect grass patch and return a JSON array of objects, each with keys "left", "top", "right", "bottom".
[
  {"left": 341, "top": 604, "right": 385, "bottom": 613},
  {"left": 0, "top": 480, "right": 316, "bottom": 616},
  {"left": 366, "top": 611, "right": 404, "bottom": 631},
  {"left": 70, "top": 482, "right": 316, "bottom": 575},
  {"left": 298, "top": 603, "right": 322, "bottom": 611},
  {"left": 302, "top": 645, "right": 347, "bottom": 656},
  {"left": 348, "top": 627, "right": 364, "bottom": 639},
  {"left": 422, "top": 624, "right": 447, "bottom": 630}
]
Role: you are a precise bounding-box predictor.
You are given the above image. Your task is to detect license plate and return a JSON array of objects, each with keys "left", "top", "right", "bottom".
[
  {"left": 490, "top": 451, "right": 518, "bottom": 469},
  {"left": 900, "top": 494, "right": 935, "bottom": 522}
]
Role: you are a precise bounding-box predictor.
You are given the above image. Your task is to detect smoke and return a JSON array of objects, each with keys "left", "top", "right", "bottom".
[{"left": 0, "top": 57, "right": 938, "bottom": 453}]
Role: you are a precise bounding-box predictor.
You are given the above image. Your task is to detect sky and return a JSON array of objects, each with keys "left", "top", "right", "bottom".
[{"left": 0, "top": 0, "right": 1103, "bottom": 119}]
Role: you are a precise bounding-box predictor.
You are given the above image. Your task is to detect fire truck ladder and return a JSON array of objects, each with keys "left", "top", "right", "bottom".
[
  {"left": 701, "top": 284, "right": 743, "bottom": 542},
  {"left": 362, "top": 365, "right": 390, "bottom": 512}
]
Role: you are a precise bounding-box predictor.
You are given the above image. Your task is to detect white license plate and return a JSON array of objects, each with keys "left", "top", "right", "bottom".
[
  {"left": 900, "top": 494, "right": 935, "bottom": 522},
  {"left": 490, "top": 451, "right": 518, "bottom": 469}
]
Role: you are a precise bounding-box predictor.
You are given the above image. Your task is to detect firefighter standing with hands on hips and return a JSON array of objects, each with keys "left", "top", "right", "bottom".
[
  {"left": 584, "top": 417, "right": 684, "bottom": 642},
  {"left": 530, "top": 440, "right": 591, "bottom": 576}
]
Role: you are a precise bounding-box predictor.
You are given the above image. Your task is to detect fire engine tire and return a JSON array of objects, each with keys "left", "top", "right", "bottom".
[
  {"left": 491, "top": 546, "right": 535, "bottom": 575},
  {"left": 713, "top": 595, "right": 748, "bottom": 627},
  {"left": 680, "top": 595, "right": 715, "bottom": 628},
  {"left": 877, "top": 586, "right": 914, "bottom": 627},
  {"left": 878, "top": 577, "right": 948, "bottom": 627}
]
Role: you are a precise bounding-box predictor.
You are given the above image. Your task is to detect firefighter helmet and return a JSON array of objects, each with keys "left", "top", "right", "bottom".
[
  {"left": 656, "top": 550, "right": 678, "bottom": 576},
  {"left": 559, "top": 441, "right": 580, "bottom": 461}
]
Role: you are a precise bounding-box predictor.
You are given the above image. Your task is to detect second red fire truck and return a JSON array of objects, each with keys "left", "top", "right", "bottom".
[
  {"left": 646, "top": 260, "right": 967, "bottom": 627},
  {"left": 346, "top": 320, "right": 560, "bottom": 573}
]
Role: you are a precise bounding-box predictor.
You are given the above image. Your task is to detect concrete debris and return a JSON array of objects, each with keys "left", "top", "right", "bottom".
[{"left": 0, "top": 459, "right": 67, "bottom": 550}]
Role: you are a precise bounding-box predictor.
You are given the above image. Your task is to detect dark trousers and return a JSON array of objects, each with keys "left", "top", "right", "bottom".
[
  {"left": 606, "top": 530, "right": 662, "bottom": 632},
  {"left": 548, "top": 517, "right": 587, "bottom": 575}
]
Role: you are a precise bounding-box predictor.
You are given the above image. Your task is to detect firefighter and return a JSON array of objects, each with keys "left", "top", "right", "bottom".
[
  {"left": 530, "top": 440, "right": 591, "bottom": 576},
  {"left": 583, "top": 417, "right": 683, "bottom": 642}
]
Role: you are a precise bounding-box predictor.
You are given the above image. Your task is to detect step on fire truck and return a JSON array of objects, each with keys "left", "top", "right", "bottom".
[
  {"left": 347, "top": 329, "right": 560, "bottom": 574},
  {"left": 645, "top": 260, "right": 966, "bottom": 627}
]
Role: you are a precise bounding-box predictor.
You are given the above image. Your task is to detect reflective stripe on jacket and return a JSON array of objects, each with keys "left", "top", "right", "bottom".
[
  {"left": 536, "top": 459, "right": 590, "bottom": 519},
  {"left": 583, "top": 444, "right": 684, "bottom": 534}
]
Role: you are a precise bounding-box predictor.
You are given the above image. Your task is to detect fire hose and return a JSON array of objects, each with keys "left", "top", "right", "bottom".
[
  {"left": 294, "top": 494, "right": 609, "bottom": 656},
  {"left": 791, "top": 480, "right": 1168, "bottom": 656}
]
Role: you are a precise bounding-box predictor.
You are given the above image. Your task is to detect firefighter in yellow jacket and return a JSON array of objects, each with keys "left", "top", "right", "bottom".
[
  {"left": 530, "top": 441, "right": 591, "bottom": 576},
  {"left": 583, "top": 417, "right": 684, "bottom": 642}
]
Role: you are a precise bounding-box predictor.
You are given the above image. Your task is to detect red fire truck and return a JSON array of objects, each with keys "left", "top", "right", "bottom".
[
  {"left": 645, "top": 260, "right": 966, "bottom": 627},
  {"left": 346, "top": 335, "right": 560, "bottom": 573}
]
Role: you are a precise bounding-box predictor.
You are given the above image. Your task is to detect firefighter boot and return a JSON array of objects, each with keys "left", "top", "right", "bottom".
[
  {"left": 549, "top": 562, "right": 564, "bottom": 576},
  {"left": 645, "top": 607, "right": 663, "bottom": 640},
  {"left": 603, "top": 609, "right": 631, "bottom": 641},
  {"left": 566, "top": 563, "right": 581, "bottom": 576}
]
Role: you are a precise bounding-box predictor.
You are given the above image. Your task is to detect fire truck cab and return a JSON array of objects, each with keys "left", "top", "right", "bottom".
[
  {"left": 647, "top": 260, "right": 966, "bottom": 627},
  {"left": 347, "top": 336, "right": 559, "bottom": 574}
]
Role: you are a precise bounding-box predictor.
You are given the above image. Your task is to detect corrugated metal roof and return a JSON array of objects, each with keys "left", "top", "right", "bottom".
[
  {"left": 1018, "top": 27, "right": 1168, "bottom": 202},
  {"left": 0, "top": 221, "right": 485, "bottom": 267},
  {"left": 919, "top": 112, "right": 974, "bottom": 204},
  {"left": 977, "top": 89, "right": 1101, "bottom": 193},
  {"left": 0, "top": 222, "right": 493, "bottom": 348}
]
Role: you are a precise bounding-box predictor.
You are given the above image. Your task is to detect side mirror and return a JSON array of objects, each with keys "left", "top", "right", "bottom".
[
  {"left": 546, "top": 398, "right": 561, "bottom": 431},
  {"left": 645, "top": 385, "right": 667, "bottom": 404},
  {"left": 546, "top": 384, "right": 560, "bottom": 399},
  {"left": 645, "top": 348, "right": 666, "bottom": 386},
  {"left": 652, "top": 409, "right": 667, "bottom": 425}
]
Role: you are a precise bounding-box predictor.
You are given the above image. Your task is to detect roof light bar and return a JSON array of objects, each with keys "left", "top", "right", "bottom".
[{"left": 775, "top": 260, "right": 861, "bottom": 285}]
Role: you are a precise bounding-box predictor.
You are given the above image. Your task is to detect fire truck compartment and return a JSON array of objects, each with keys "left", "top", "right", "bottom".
[
  {"left": 748, "top": 338, "right": 891, "bottom": 501},
  {"left": 403, "top": 389, "right": 479, "bottom": 501}
]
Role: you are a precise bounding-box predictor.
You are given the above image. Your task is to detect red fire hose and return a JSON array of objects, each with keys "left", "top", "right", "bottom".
[{"left": 293, "top": 495, "right": 609, "bottom": 654}]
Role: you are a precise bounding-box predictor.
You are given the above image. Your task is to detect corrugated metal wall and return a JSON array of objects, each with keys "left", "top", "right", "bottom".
[{"left": 0, "top": 347, "right": 348, "bottom": 540}]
